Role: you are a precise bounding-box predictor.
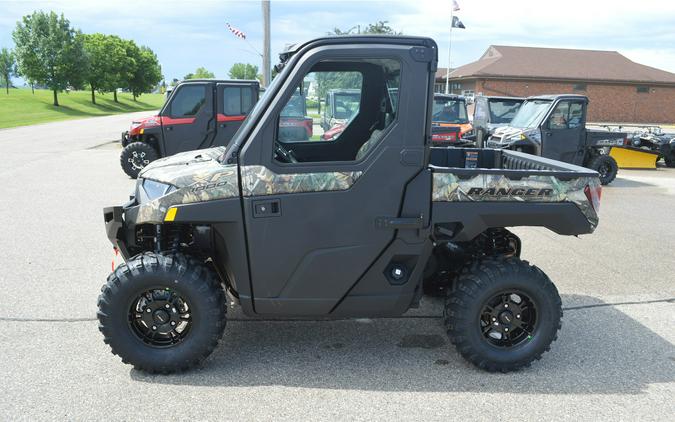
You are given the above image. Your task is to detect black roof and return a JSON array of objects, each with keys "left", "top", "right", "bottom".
[
  {"left": 433, "top": 93, "right": 465, "bottom": 100},
  {"left": 476, "top": 95, "right": 525, "bottom": 101},
  {"left": 179, "top": 79, "right": 259, "bottom": 85},
  {"left": 280, "top": 35, "right": 437, "bottom": 62}
]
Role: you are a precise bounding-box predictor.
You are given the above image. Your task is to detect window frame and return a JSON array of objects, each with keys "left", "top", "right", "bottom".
[{"left": 271, "top": 57, "right": 402, "bottom": 166}]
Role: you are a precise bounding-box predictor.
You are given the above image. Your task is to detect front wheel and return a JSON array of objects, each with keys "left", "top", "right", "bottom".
[
  {"left": 444, "top": 257, "right": 562, "bottom": 372},
  {"left": 97, "top": 253, "right": 227, "bottom": 373},
  {"left": 587, "top": 154, "right": 618, "bottom": 185},
  {"left": 120, "top": 142, "right": 158, "bottom": 179}
]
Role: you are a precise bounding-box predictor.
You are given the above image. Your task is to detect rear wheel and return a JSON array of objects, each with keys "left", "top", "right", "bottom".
[
  {"left": 664, "top": 151, "right": 675, "bottom": 168},
  {"left": 97, "top": 253, "right": 227, "bottom": 373},
  {"left": 120, "top": 142, "right": 158, "bottom": 179},
  {"left": 587, "top": 154, "right": 618, "bottom": 185},
  {"left": 444, "top": 257, "right": 562, "bottom": 372}
]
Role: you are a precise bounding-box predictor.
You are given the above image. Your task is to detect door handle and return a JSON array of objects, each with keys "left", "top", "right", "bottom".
[
  {"left": 375, "top": 215, "right": 424, "bottom": 230},
  {"left": 219, "top": 123, "right": 227, "bottom": 128},
  {"left": 166, "top": 126, "right": 173, "bottom": 131}
]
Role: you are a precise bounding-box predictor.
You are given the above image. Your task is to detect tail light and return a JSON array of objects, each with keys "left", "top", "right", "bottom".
[{"left": 584, "top": 184, "right": 602, "bottom": 212}]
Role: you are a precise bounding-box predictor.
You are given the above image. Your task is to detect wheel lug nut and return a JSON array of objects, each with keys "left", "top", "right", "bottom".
[
  {"left": 146, "top": 308, "right": 151, "bottom": 313},
  {"left": 170, "top": 321, "right": 176, "bottom": 326},
  {"left": 492, "top": 317, "right": 496, "bottom": 321},
  {"left": 504, "top": 304, "right": 508, "bottom": 308},
  {"left": 165, "top": 304, "right": 170, "bottom": 309},
  {"left": 152, "top": 325, "right": 157, "bottom": 330},
  {"left": 516, "top": 314, "right": 521, "bottom": 319},
  {"left": 504, "top": 328, "right": 509, "bottom": 332},
  {"left": 493, "top": 322, "right": 499, "bottom": 326}
]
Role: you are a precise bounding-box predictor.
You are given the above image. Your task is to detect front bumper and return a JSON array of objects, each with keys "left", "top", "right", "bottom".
[{"left": 103, "top": 201, "right": 140, "bottom": 260}]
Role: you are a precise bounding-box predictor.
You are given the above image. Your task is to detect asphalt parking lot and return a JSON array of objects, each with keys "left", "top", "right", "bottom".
[{"left": 0, "top": 113, "right": 673, "bottom": 421}]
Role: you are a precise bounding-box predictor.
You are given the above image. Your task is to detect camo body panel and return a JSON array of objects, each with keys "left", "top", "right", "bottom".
[
  {"left": 241, "top": 165, "right": 362, "bottom": 196},
  {"left": 135, "top": 165, "right": 240, "bottom": 224},
  {"left": 432, "top": 172, "right": 599, "bottom": 228},
  {"left": 134, "top": 161, "right": 361, "bottom": 224}
]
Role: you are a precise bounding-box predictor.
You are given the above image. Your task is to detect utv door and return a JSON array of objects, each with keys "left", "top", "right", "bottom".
[
  {"left": 212, "top": 83, "right": 258, "bottom": 147},
  {"left": 541, "top": 100, "right": 586, "bottom": 165},
  {"left": 238, "top": 41, "right": 435, "bottom": 316},
  {"left": 160, "top": 82, "right": 215, "bottom": 156}
]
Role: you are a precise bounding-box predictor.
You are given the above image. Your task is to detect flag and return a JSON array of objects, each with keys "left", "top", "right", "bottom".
[
  {"left": 452, "top": 16, "right": 466, "bottom": 29},
  {"left": 226, "top": 22, "right": 246, "bottom": 39},
  {"left": 452, "top": 0, "right": 460, "bottom": 11}
]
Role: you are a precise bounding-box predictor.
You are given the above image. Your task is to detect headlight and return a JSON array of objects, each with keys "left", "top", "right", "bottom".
[{"left": 139, "top": 179, "right": 175, "bottom": 202}]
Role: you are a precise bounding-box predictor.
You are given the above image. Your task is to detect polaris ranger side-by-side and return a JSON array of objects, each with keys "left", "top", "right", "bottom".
[
  {"left": 473, "top": 95, "right": 525, "bottom": 147},
  {"left": 486, "top": 94, "right": 627, "bottom": 185},
  {"left": 99, "top": 36, "right": 602, "bottom": 374},
  {"left": 120, "top": 79, "right": 260, "bottom": 178}
]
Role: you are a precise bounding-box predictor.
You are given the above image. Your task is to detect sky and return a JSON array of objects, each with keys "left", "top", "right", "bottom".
[{"left": 2, "top": 0, "right": 675, "bottom": 85}]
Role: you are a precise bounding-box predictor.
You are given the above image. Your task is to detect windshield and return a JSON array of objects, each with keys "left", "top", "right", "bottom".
[
  {"left": 488, "top": 100, "right": 523, "bottom": 124},
  {"left": 333, "top": 93, "right": 361, "bottom": 119},
  {"left": 432, "top": 98, "right": 468, "bottom": 124},
  {"left": 509, "top": 100, "right": 552, "bottom": 128}
]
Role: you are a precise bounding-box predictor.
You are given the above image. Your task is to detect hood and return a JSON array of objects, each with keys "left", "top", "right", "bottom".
[
  {"left": 139, "top": 147, "right": 228, "bottom": 187},
  {"left": 133, "top": 146, "right": 239, "bottom": 224},
  {"left": 492, "top": 126, "right": 524, "bottom": 138},
  {"left": 129, "top": 115, "right": 160, "bottom": 135}
]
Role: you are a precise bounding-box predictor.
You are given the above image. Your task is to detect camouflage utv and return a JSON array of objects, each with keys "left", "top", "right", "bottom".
[{"left": 99, "top": 35, "right": 603, "bottom": 374}]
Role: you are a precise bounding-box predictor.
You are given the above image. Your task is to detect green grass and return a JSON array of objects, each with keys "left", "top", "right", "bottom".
[{"left": 0, "top": 88, "right": 166, "bottom": 129}]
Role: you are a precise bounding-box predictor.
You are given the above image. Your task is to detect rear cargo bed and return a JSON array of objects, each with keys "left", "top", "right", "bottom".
[{"left": 428, "top": 148, "right": 601, "bottom": 241}]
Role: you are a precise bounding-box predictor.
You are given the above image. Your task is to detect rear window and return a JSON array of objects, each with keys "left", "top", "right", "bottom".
[
  {"left": 223, "top": 86, "right": 255, "bottom": 115},
  {"left": 488, "top": 100, "right": 523, "bottom": 124}
]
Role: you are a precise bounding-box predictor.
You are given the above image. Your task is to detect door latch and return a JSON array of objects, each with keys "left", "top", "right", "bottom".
[{"left": 252, "top": 199, "right": 281, "bottom": 218}]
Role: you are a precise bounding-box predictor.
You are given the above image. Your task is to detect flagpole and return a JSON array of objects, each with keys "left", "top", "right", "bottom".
[{"left": 445, "top": 4, "right": 454, "bottom": 94}]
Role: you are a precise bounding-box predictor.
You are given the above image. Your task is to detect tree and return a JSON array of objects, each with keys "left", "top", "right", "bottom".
[
  {"left": 363, "top": 21, "right": 400, "bottom": 34},
  {"left": 228, "top": 63, "right": 259, "bottom": 80},
  {"left": 124, "top": 42, "right": 162, "bottom": 101},
  {"left": 329, "top": 20, "right": 400, "bottom": 36},
  {"left": 82, "top": 33, "right": 107, "bottom": 104},
  {"left": 0, "top": 48, "right": 16, "bottom": 94},
  {"left": 184, "top": 67, "right": 215, "bottom": 80},
  {"left": 104, "top": 35, "right": 134, "bottom": 103},
  {"left": 12, "top": 11, "right": 87, "bottom": 106}
]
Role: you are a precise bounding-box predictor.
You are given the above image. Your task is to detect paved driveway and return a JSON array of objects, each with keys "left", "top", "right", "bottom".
[{"left": 0, "top": 114, "right": 673, "bottom": 421}]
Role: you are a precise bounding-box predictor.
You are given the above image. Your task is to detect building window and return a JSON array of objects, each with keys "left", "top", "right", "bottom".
[
  {"left": 636, "top": 86, "right": 650, "bottom": 93},
  {"left": 573, "top": 83, "right": 587, "bottom": 91}
]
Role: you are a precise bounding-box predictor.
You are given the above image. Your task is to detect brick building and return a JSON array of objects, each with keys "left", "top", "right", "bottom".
[{"left": 441, "top": 45, "right": 675, "bottom": 123}]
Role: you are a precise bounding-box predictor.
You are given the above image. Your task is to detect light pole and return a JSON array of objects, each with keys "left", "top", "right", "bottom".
[
  {"left": 445, "top": 4, "right": 454, "bottom": 94},
  {"left": 262, "top": 0, "right": 271, "bottom": 87}
]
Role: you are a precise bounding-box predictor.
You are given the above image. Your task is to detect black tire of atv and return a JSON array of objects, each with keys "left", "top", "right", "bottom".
[
  {"left": 587, "top": 154, "right": 618, "bottom": 185},
  {"left": 664, "top": 153, "right": 675, "bottom": 168},
  {"left": 120, "top": 142, "right": 158, "bottom": 179},
  {"left": 444, "top": 257, "right": 562, "bottom": 373},
  {"left": 97, "top": 252, "right": 227, "bottom": 373}
]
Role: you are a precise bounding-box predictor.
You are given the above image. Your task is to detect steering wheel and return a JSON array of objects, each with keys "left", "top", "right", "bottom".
[{"left": 274, "top": 141, "right": 298, "bottom": 163}]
